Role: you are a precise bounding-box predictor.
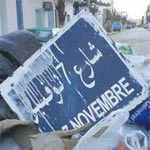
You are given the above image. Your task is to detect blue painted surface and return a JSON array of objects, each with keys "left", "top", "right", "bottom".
[
  {"left": 130, "top": 97, "right": 150, "bottom": 129},
  {"left": 16, "top": 0, "right": 24, "bottom": 29},
  {"left": 0, "top": 13, "right": 148, "bottom": 132}
]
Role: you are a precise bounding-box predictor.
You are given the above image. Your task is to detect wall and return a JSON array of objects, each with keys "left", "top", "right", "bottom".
[
  {"left": 22, "top": 0, "right": 55, "bottom": 29},
  {"left": 98, "top": 5, "right": 112, "bottom": 24},
  {"left": 0, "top": 0, "right": 75, "bottom": 35},
  {"left": 0, "top": 0, "right": 18, "bottom": 35},
  {"left": 65, "top": 0, "right": 74, "bottom": 23},
  {"left": 0, "top": 0, "right": 7, "bottom": 35},
  {"left": 0, "top": 14, "right": 2, "bottom": 35},
  {"left": 6, "top": 0, "right": 18, "bottom": 33},
  {"left": 97, "top": 7, "right": 104, "bottom": 25},
  {"left": 22, "top": 0, "right": 39, "bottom": 29}
]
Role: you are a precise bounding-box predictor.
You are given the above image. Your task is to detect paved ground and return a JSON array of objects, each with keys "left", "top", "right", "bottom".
[{"left": 111, "top": 28, "right": 150, "bottom": 56}]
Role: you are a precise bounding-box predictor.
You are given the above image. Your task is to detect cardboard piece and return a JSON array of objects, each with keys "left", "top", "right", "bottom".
[
  {"left": 31, "top": 123, "right": 90, "bottom": 150},
  {"left": 0, "top": 119, "right": 38, "bottom": 150}
]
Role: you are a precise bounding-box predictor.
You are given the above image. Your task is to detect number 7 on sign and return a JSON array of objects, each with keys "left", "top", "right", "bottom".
[{"left": 55, "top": 62, "right": 71, "bottom": 85}]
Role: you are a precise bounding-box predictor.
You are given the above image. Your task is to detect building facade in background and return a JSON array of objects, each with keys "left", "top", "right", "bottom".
[
  {"left": 0, "top": 0, "right": 18, "bottom": 35},
  {"left": 0, "top": 0, "right": 80, "bottom": 35}
]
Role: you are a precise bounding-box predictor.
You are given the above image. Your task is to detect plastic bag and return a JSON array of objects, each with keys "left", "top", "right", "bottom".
[
  {"left": 121, "top": 122, "right": 148, "bottom": 150},
  {"left": 74, "top": 109, "right": 129, "bottom": 150},
  {"left": 130, "top": 97, "right": 150, "bottom": 129},
  {"left": 125, "top": 130, "right": 147, "bottom": 150},
  {"left": 127, "top": 55, "right": 150, "bottom": 128}
]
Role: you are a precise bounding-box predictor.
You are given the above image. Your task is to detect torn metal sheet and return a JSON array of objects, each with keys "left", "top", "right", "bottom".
[{"left": 0, "top": 11, "right": 148, "bottom": 132}]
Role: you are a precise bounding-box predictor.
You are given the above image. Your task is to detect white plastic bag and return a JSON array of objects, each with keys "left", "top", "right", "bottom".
[
  {"left": 74, "top": 109, "right": 129, "bottom": 150},
  {"left": 121, "top": 122, "right": 148, "bottom": 150},
  {"left": 125, "top": 130, "right": 147, "bottom": 150}
]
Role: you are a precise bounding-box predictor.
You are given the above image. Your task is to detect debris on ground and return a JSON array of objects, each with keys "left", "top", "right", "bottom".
[
  {"left": 74, "top": 109, "right": 149, "bottom": 150},
  {"left": 0, "top": 10, "right": 149, "bottom": 150},
  {"left": 0, "top": 30, "right": 41, "bottom": 121},
  {"left": 0, "top": 10, "right": 148, "bottom": 132},
  {"left": 115, "top": 42, "right": 134, "bottom": 55},
  {"left": 0, "top": 120, "right": 38, "bottom": 150},
  {"left": 0, "top": 111, "right": 149, "bottom": 150},
  {"left": 31, "top": 123, "right": 90, "bottom": 150}
]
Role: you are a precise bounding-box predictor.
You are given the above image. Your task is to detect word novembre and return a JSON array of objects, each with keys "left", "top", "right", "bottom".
[{"left": 62, "top": 77, "right": 135, "bottom": 130}]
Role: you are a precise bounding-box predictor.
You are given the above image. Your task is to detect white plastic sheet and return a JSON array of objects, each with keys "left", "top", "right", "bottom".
[{"left": 74, "top": 109, "right": 129, "bottom": 150}]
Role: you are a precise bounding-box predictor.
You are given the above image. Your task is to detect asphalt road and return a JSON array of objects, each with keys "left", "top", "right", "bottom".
[{"left": 111, "top": 28, "right": 150, "bottom": 56}]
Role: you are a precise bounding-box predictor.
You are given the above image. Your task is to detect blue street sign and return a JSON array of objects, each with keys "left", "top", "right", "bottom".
[{"left": 0, "top": 11, "right": 148, "bottom": 132}]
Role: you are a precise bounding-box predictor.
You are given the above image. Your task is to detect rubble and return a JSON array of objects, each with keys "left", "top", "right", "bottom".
[
  {"left": 74, "top": 109, "right": 149, "bottom": 150},
  {"left": 0, "top": 120, "right": 38, "bottom": 150},
  {"left": 0, "top": 11, "right": 149, "bottom": 150},
  {"left": 31, "top": 123, "right": 90, "bottom": 150},
  {"left": 0, "top": 112, "right": 148, "bottom": 150},
  {"left": 116, "top": 42, "right": 134, "bottom": 55},
  {"left": 0, "top": 11, "right": 148, "bottom": 132},
  {"left": 0, "top": 30, "right": 41, "bottom": 121},
  {"left": 124, "top": 54, "right": 150, "bottom": 128},
  {"left": 0, "top": 30, "right": 41, "bottom": 65}
]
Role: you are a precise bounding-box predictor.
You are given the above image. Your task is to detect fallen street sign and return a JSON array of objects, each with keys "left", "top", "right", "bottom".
[{"left": 0, "top": 11, "right": 148, "bottom": 132}]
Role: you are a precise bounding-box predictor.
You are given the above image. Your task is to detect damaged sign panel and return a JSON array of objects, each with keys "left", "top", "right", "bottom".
[{"left": 0, "top": 11, "right": 148, "bottom": 132}]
